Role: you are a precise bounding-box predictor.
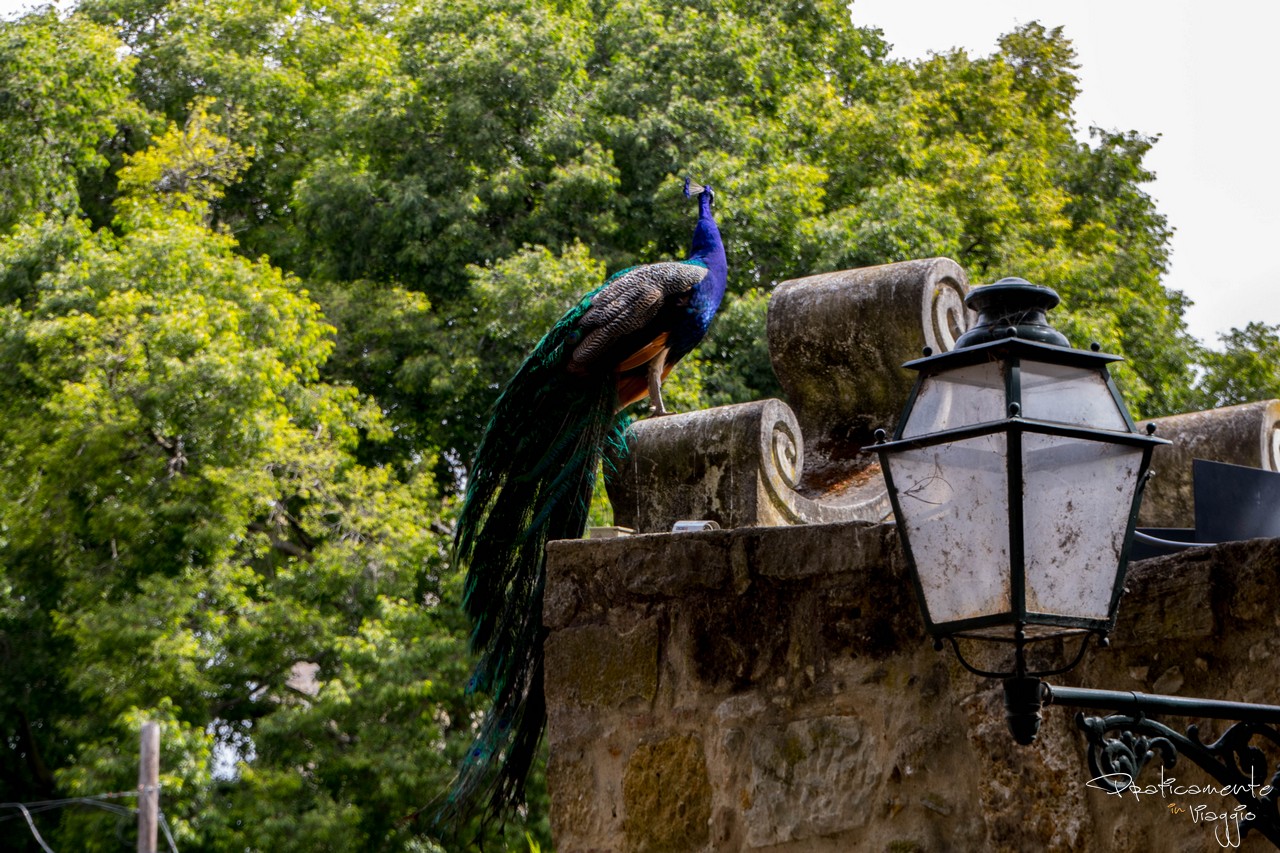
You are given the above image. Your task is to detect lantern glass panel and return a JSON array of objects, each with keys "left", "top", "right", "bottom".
[
  {"left": 1020, "top": 362, "right": 1128, "bottom": 430},
  {"left": 902, "top": 361, "right": 1006, "bottom": 438},
  {"left": 1021, "top": 433, "right": 1144, "bottom": 620},
  {"left": 888, "top": 432, "right": 1011, "bottom": 624}
]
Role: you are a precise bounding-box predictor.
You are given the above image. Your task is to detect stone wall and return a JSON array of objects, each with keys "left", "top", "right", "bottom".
[
  {"left": 543, "top": 525, "right": 1280, "bottom": 852},
  {"left": 550, "top": 258, "right": 1280, "bottom": 850}
]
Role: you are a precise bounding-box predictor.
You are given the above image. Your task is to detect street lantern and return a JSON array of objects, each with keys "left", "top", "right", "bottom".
[
  {"left": 875, "top": 278, "right": 1167, "bottom": 662},
  {"left": 874, "top": 279, "right": 1280, "bottom": 843}
]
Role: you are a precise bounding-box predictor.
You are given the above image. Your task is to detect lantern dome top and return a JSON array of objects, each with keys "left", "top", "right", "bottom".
[{"left": 955, "top": 277, "right": 1070, "bottom": 349}]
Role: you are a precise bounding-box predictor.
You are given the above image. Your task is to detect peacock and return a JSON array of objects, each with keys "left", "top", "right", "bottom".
[{"left": 444, "top": 177, "right": 727, "bottom": 823}]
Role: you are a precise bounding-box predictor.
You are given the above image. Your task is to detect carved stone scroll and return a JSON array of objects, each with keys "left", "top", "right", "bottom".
[
  {"left": 767, "top": 257, "right": 971, "bottom": 469},
  {"left": 1140, "top": 400, "right": 1280, "bottom": 528},
  {"left": 607, "top": 252, "right": 1280, "bottom": 542},
  {"left": 606, "top": 400, "right": 893, "bottom": 533}
]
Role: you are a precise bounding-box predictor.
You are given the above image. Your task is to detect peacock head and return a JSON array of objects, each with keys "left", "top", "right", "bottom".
[
  {"left": 683, "top": 176, "right": 724, "bottom": 265},
  {"left": 683, "top": 176, "right": 715, "bottom": 205}
]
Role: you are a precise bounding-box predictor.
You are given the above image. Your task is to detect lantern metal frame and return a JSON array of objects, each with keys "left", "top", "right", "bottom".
[{"left": 876, "top": 334, "right": 1167, "bottom": 658}]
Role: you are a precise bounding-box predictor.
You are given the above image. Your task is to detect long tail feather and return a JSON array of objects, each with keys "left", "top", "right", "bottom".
[{"left": 443, "top": 306, "right": 624, "bottom": 822}]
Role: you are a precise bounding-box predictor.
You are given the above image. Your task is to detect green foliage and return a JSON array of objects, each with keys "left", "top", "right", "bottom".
[
  {"left": 0, "top": 0, "right": 1267, "bottom": 849},
  {"left": 693, "top": 288, "right": 781, "bottom": 408},
  {"left": 114, "top": 99, "right": 254, "bottom": 227},
  {"left": 1194, "top": 323, "right": 1280, "bottom": 409},
  {"left": 0, "top": 119, "right": 542, "bottom": 851},
  {"left": 0, "top": 7, "right": 145, "bottom": 231}
]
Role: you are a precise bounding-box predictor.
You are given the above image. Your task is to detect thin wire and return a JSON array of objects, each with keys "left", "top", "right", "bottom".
[
  {"left": 0, "top": 794, "right": 137, "bottom": 822},
  {"left": 158, "top": 810, "right": 180, "bottom": 853},
  {"left": 20, "top": 791, "right": 138, "bottom": 802},
  {"left": 0, "top": 791, "right": 137, "bottom": 812},
  {"left": 0, "top": 793, "right": 178, "bottom": 853},
  {"left": 0, "top": 803, "right": 56, "bottom": 853}
]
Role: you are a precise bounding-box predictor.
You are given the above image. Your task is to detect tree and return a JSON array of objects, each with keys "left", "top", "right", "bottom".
[
  {"left": 0, "top": 108, "right": 536, "bottom": 851},
  {"left": 0, "top": 7, "right": 144, "bottom": 232},
  {"left": 1194, "top": 322, "right": 1280, "bottom": 409}
]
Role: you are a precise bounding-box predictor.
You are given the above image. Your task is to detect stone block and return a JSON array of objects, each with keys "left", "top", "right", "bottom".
[
  {"left": 608, "top": 399, "right": 891, "bottom": 534},
  {"left": 768, "top": 258, "right": 971, "bottom": 453},
  {"left": 622, "top": 734, "right": 712, "bottom": 852},
  {"left": 548, "top": 749, "right": 604, "bottom": 846},
  {"left": 743, "top": 715, "right": 879, "bottom": 847},
  {"left": 545, "top": 619, "right": 659, "bottom": 711},
  {"left": 750, "top": 520, "right": 883, "bottom": 581},
  {"left": 618, "top": 534, "right": 731, "bottom": 596}
]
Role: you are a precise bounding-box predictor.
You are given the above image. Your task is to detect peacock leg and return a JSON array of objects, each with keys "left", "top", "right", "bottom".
[{"left": 647, "top": 348, "right": 671, "bottom": 416}]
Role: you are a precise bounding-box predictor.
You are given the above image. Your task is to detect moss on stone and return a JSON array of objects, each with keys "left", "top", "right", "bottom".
[
  {"left": 544, "top": 619, "right": 659, "bottom": 709},
  {"left": 622, "top": 734, "right": 711, "bottom": 852}
]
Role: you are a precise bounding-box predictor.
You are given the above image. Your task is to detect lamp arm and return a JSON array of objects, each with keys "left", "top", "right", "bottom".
[
  {"left": 1044, "top": 685, "right": 1280, "bottom": 724},
  {"left": 1027, "top": 683, "right": 1280, "bottom": 846}
]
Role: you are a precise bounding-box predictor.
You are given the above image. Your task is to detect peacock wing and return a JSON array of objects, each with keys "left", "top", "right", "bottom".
[{"left": 570, "top": 261, "right": 707, "bottom": 372}]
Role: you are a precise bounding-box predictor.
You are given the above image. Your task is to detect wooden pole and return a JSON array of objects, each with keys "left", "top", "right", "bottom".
[{"left": 137, "top": 721, "right": 159, "bottom": 853}]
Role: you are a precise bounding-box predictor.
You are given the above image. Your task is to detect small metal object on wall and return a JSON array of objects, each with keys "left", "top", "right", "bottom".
[{"left": 671, "top": 520, "right": 720, "bottom": 533}]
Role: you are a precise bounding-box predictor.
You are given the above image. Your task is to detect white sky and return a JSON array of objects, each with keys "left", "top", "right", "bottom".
[{"left": 3, "top": 0, "right": 1276, "bottom": 346}]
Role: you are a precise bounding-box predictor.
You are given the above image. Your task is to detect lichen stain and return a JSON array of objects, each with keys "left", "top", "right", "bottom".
[{"left": 622, "top": 735, "right": 712, "bottom": 853}]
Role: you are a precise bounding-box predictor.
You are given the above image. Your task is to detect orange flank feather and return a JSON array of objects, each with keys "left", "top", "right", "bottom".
[
  {"left": 611, "top": 332, "right": 674, "bottom": 409},
  {"left": 614, "top": 361, "right": 675, "bottom": 409},
  {"left": 616, "top": 333, "right": 669, "bottom": 371}
]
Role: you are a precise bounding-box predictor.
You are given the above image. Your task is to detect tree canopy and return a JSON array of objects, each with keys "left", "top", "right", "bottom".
[{"left": 0, "top": 1, "right": 1271, "bottom": 850}]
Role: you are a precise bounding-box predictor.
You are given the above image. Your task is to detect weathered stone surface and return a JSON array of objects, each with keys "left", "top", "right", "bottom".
[
  {"left": 1111, "top": 546, "right": 1215, "bottom": 646},
  {"left": 618, "top": 536, "right": 730, "bottom": 595},
  {"left": 544, "top": 523, "right": 1280, "bottom": 852},
  {"left": 608, "top": 401, "right": 785, "bottom": 533},
  {"left": 548, "top": 749, "right": 604, "bottom": 846},
  {"left": 544, "top": 619, "right": 659, "bottom": 710},
  {"left": 622, "top": 734, "right": 712, "bottom": 852},
  {"left": 608, "top": 260, "right": 973, "bottom": 534},
  {"left": 1141, "top": 399, "right": 1280, "bottom": 527},
  {"left": 748, "top": 519, "right": 885, "bottom": 580},
  {"left": 960, "top": 684, "right": 1089, "bottom": 853},
  {"left": 543, "top": 566, "right": 583, "bottom": 630},
  {"left": 744, "top": 715, "right": 879, "bottom": 847},
  {"left": 607, "top": 399, "right": 891, "bottom": 534},
  {"left": 768, "top": 258, "right": 970, "bottom": 460}
]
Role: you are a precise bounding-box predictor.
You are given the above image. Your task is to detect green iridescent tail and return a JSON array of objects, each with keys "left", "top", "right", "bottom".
[{"left": 444, "top": 300, "right": 624, "bottom": 821}]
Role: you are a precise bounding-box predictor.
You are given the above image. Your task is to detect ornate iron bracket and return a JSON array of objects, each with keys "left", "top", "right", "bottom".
[{"left": 1042, "top": 684, "right": 1280, "bottom": 847}]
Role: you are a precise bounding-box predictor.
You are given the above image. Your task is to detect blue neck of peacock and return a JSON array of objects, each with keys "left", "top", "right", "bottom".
[{"left": 689, "top": 191, "right": 728, "bottom": 322}]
